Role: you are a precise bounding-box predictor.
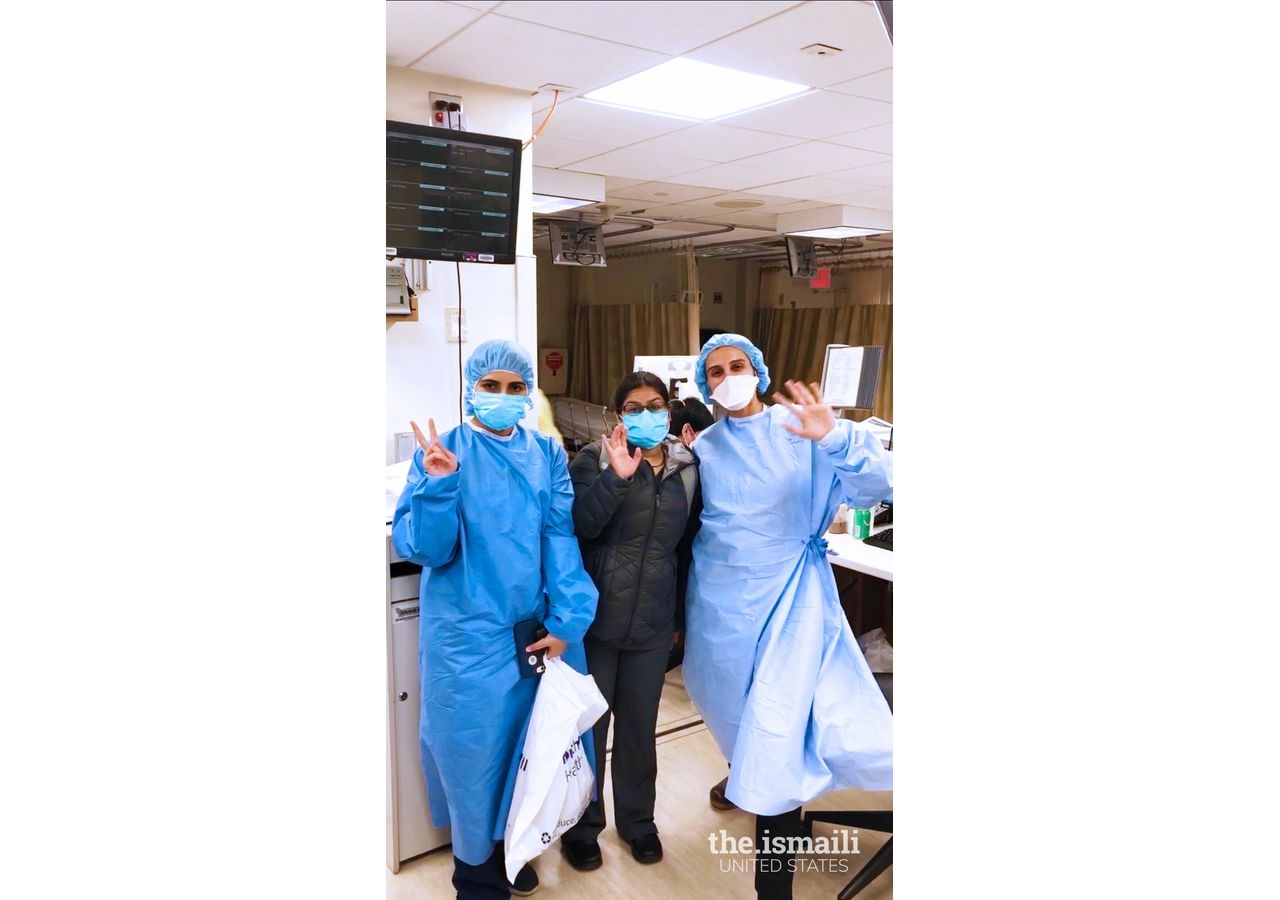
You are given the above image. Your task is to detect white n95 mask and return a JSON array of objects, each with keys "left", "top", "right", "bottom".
[{"left": 710, "top": 373, "right": 759, "bottom": 411}]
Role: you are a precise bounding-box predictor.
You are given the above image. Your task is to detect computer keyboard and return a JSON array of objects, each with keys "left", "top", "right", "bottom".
[{"left": 863, "top": 527, "right": 893, "bottom": 551}]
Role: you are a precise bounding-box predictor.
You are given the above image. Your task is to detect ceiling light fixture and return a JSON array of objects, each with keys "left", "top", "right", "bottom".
[
  {"left": 531, "top": 167, "right": 605, "bottom": 215},
  {"left": 776, "top": 205, "right": 892, "bottom": 239},
  {"left": 583, "top": 58, "right": 811, "bottom": 121}
]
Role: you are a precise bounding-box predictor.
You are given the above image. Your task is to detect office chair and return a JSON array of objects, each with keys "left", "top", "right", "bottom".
[{"left": 801, "top": 671, "right": 892, "bottom": 899}]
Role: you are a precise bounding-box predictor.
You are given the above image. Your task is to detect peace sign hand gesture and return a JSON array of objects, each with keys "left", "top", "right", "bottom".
[
  {"left": 411, "top": 419, "right": 459, "bottom": 476},
  {"left": 601, "top": 424, "right": 642, "bottom": 480},
  {"left": 773, "top": 380, "right": 838, "bottom": 443}
]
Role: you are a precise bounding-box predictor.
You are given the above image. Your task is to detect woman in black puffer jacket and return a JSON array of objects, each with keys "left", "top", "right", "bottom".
[{"left": 558, "top": 372, "right": 702, "bottom": 873}]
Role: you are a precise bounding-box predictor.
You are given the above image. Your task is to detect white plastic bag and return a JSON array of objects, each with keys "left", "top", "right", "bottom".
[
  {"left": 857, "top": 627, "right": 894, "bottom": 673},
  {"left": 503, "top": 656, "right": 608, "bottom": 882}
]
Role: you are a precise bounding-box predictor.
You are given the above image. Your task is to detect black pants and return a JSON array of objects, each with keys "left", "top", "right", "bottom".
[
  {"left": 452, "top": 841, "right": 509, "bottom": 900},
  {"left": 563, "top": 637, "right": 669, "bottom": 843},
  {"left": 755, "top": 807, "right": 804, "bottom": 900}
]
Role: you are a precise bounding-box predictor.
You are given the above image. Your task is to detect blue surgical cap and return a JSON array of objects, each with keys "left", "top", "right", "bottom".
[
  {"left": 695, "top": 333, "right": 770, "bottom": 401},
  {"left": 463, "top": 339, "right": 536, "bottom": 415}
]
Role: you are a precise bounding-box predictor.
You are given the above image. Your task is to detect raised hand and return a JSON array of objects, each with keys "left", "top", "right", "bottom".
[
  {"left": 773, "top": 380, "right": 837, "bottom": 442},
  {"left": 411, "top": 418, "right": 459, "bottom": 476},
  {"left": 601, "top": 423, "right": 642, "bottom": 480}
]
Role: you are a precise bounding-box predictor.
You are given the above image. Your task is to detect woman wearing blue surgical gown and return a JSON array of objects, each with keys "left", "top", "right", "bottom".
[
  {"left": 392, "top": 340, "right": 598, "bottom": 900},
  {"left": 683, "top": 333, "right": 893, "bottom": 900}
]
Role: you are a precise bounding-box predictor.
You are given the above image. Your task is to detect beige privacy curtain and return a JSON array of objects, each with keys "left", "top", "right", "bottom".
[
  {"left": 568, "top": 303, "right": 694, "bottom": 407},
  {"left": 753, "top": 264, "right": 893, "bottom": 422}
]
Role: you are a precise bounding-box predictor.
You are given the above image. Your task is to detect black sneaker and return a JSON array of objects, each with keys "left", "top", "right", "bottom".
[
  {"left": 709, "top": 776, "right": 737, "bottom": 811},
  {"left": 509, "top": 862, "right": 539, "bottom": 896},
  {"left": 560, "top": 837, "right": 603, "bottom": 872}
]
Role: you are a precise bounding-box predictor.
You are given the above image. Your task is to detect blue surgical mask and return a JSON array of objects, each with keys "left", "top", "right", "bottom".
[
  {"left": 622, "top": 409, "right": 669, "bottom": 449},
  {"left": 472, "top": 392, "right": 529, "bottom": 430}
]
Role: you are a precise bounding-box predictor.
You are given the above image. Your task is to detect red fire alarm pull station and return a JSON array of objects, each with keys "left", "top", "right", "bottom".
[
  {"left": 539, "top": 348, "right": 568, "bottom": 394},
  {"left": 810, "top": 267, "right": 832, "bottom": 289}
]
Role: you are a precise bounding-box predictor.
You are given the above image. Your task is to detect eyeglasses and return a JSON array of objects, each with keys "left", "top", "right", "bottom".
[{"left": 620, "top": 401, "right": 668, "bottom": 416}]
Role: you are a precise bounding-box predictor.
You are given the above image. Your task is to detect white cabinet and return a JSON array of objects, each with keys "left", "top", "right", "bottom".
[{"left": 387, "top": 549, "right": 451, "bottom": 872}]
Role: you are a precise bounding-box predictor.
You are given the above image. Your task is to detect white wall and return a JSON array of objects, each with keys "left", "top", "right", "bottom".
[{"left": 386, "top": 66, "right": 536, "bottom": 463}]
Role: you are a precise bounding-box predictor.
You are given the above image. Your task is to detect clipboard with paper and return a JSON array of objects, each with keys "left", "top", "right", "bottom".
[{"left": 819, "top": 344, "right": 884, "bottom": 410}]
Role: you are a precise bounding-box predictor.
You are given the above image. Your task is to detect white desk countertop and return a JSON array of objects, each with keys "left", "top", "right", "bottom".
[{"left": 823, "top": 526, "right": 894, "bottom": 582}]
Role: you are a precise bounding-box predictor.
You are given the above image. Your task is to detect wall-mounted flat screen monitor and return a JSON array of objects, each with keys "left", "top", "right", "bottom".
[
  {"left": 785, "top": 235, "right": 817, "bottom": 279},
  {"left": 386, "top": 120, "right": 522, "bottom": 264}
]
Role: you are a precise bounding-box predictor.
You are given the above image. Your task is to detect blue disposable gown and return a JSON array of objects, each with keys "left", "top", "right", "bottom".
[
  {"left": 683, "top": 406, "right": 893, "bottom": 816},
  {"left": 392, "top": 422, "right": 599, "bottom": 865}
]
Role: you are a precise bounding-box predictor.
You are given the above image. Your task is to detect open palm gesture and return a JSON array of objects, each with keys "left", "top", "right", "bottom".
[
  {"left": 411, "top": 418, "right": 458, "bottom": 476},
  {"left": 773, "top": 380, "right": 837, "bottom": 442},
  {"left": 601, "top": 424, "right": 642, "bottom": 480}
]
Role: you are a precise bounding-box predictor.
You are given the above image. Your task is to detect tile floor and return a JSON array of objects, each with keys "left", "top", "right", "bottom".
[{"left": 388, "top": 667, "right": 892, "bottom": 900}]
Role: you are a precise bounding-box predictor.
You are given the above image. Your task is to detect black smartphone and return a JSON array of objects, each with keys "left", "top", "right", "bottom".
[{"left": 513, "top": 619, "right": 549, "bottom": 678}]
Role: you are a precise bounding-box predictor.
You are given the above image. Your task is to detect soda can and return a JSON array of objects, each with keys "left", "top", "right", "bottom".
[{"left": 850, "top": 508, "right": 872, "bottom": 540}]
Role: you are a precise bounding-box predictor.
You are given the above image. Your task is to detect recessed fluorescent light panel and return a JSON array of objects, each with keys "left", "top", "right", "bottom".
[
  {"left": 789, "top": 226, "right": 890, "bottom": 239},
  {"left": 584, "top": 58, "right": 810, "bottom": 121},
  {"left": 530, "top": 195, "right": 597, "bottom": 214}
]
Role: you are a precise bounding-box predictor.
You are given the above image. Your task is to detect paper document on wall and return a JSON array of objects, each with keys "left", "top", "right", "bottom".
[{"left": 821, "top": 345, "right": 865, "bottom": 408}]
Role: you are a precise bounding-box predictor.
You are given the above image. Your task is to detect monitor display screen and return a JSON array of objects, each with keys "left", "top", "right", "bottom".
[
  {"left": 386, "top": 121, "right": 523, "bottom": 264},
  {"left": 785, "top": 235, "right": 817, "bottom": 279}
]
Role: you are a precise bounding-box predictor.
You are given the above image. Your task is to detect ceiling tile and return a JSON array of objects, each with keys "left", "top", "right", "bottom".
[
  {"left": 824, "top": 122, "right": 891, "bottom": 154},
  {"left": 529, "top": 135, "right": 615, "bottom": 168},
  {"left": 608, "top": 182, "right": 727, "bottom": 204},
  {"left": 829, "top": 186, "right": 891, "bottom": 210},
  {"left": 663, "top": 163, "right": 782, "bottom": 192},
  {"left": 827, "top": 67, "right": 892, "bottom": 102},
  {"left": 828, "top": 159, "right": 892, "bottom": 187},
  {"left": 718, "top": 90, "right": 892, "bottom": 140},
  {"left": 734, "top": 140, "right": 888, "bottom": 175},
  {"left": 689, "top": 209, "right": 783, "bottom": 229},
  {"left": 688, "top": 0, "right": 891, "bottom": 88},
  {"left": 565, "top": 147, "right": 713, "bottom": 181},
  {"left": 446, "top": 1, "right": 502, "bottom": 9},
  {"left": 628, "top": 201, "right": 731, "bottom": 220},
  {"left": 537, "top": 98, "right": 692, "bottom": 146},
  {"left": 387, "top": 2, "right": 483, "bottom": 67},
  {"left": 414, "top": 15, "right": 667, "bottom": 92},
  {"left": 742, "top": 174, "right": 881, "bottom": 202},
  {"left": 766, "top": 198, "right": 835, "bottom": 214},
  {"left": 680, "top": 191, "right": 824, "bottom": 213},
  {"left": 492, "top": 1, "right": 803, "bottom": 56},
  {"left": 629, "top": 123, "right": 805, "bottom": 163},
  {"left": 605, "top": 176, "right": 648, "bottom": 191}
]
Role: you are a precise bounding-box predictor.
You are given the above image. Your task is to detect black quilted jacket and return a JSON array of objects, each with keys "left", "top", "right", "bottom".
[{"left": 568, "top": 438, "right": 702, "bottom": 648}]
